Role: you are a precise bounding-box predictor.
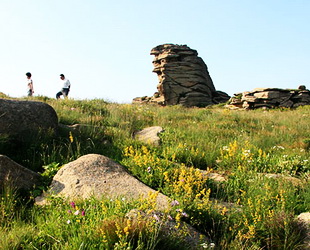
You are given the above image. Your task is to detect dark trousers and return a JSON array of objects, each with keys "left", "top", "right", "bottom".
[{"left": 56, "top": 88, "right": 70, "bottom": 99}]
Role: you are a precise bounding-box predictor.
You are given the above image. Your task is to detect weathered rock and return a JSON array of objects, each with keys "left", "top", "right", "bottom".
[
  {"left": 226, "top": 87, "right": 310, "bottom": 109},
  {"left": 132, "top": 93, "right": 165, "bottom": 106},
  {"left": 206, "top": 172, "right": 226, "bottom": 182},
  {"left": 298, "top": 212, "right": 310, "bottom": 224},
  {"left": 297, "top": 212, "right": 310, "bottom": 248},
  {"left": 125, "top": 209, "right": 210, "bottom": 250},
  {"left": 133, "top": 44, "right": 230, "bottom": 107},
  {"left": 0, "top": 155, "right": 41, "bottom": 190},
  {"left": 37, "top": 154, "right": 169, "bottom": 210},
  {"left": 133, "top": 126, "right": 164, "bottom": 146},
  {"left": 264, "top": 173, "right": 302, "bottom": 186},
  {"left": 200, "top": 170, "right": 226, "bottom": 182},
  {"left": 0, "top": 99, "right": 58, "bottom": 138},
  {"left": 212, "top": 90, "right": 231, "bottom": 104}
]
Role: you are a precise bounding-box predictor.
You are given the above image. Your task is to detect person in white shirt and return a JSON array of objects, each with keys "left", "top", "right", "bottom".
[
  {"left": 26, "top": 72, "right": 34, "bottom": 96},
  {"left": 56, "top": 74, "right": 71, "bottom": 99}
]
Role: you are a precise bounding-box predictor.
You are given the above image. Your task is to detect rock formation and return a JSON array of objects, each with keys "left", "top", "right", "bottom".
[
  {"left": 0, "top": 98, "right": 58, "bottom": 138},
  {"left": 0, "top": 155, "right": 41, "bottom": 190},
  {"left": 37, "top": 154, "right": 169, "bottom": 210},
  {"left": 226, "top": 86, "right": 310, "bottom": 110},
  {"left": 133, "top": 44, "right": 230, "bottom": 107}
]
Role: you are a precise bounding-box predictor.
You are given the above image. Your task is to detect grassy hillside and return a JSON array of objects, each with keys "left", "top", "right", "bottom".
[{"left": 1, "top": 97, "right": 309, "bottom": 249}]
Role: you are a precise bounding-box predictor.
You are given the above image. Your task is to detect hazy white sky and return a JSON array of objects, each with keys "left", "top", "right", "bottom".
[{"left": 1, "top": 0, "right": 309, "bottom": 103}]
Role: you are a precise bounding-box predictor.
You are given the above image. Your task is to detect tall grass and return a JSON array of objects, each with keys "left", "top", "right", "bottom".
[{"left": 0, "top": 96, "right": 309, "bottom": 249}]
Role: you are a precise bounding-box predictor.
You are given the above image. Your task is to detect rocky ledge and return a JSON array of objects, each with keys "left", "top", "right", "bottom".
[{"left": 226, "top": 86, "right": 310, "bottom": 110}]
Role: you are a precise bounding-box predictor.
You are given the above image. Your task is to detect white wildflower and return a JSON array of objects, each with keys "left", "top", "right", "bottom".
[
  {"left": 153, "top": 214, "right": 160, "bottom": 222},
  {"left": 200, "top": 243, "right": 208, "bottom": 248},
  {"left": 201, "top": 242, "right": 215, "bottom": 248}
]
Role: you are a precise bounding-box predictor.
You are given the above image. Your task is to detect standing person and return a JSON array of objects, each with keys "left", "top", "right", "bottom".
[
  {"left": 56, "top": 74, "right": 71, "bottom": 99},
  {"left": 26, "top": 72, "right": 34, "bottom": 96}
]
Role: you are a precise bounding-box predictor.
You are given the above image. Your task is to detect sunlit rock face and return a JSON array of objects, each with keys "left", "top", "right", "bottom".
[
  {"left": 150, "top": 44, "right": 229, "bottom": 107},
  {"left": 226, "top": 87, "right": 310, "bottom": 110}
]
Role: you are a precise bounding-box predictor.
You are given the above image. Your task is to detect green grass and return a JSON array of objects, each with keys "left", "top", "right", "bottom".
[{"left": 0, "top": 96, "right": 309, "bottom": 249}]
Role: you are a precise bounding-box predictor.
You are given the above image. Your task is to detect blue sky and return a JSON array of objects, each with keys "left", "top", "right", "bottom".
[{"left": 1, "top": 0, "right": 309, "bottom": 103}]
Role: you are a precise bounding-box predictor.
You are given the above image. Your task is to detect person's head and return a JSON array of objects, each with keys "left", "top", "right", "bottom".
[
  {"left": 60, "top": 74, "right": 65, "bottom": 80},
  {"left": 26, "top": 72, "right": 31, "bottom": 78}
]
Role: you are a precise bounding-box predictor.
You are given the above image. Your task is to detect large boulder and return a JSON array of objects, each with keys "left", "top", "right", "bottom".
[
  {"left": 0, "top": 98, "right": 58, "bottom": 138},
  {"left": 37, "top": 154, "right": 169, "bottom": 210},
  {"left": 0, "top": 155, "right": 41, "bottom": 190},
  {"left": 133, "top": 44, "right": 230, "bottom": 107}
]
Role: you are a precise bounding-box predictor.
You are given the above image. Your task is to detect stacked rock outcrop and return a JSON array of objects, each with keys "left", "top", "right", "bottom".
[
  {"left": 226, "top": 86, "right": 310, "bottom": 110},
  {"left": 133, "top": 44, "right": 230, "bottom": 107}
]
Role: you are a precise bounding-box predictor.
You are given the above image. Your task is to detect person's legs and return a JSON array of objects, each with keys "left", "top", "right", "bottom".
[
  {"left": 56, "top": 91, "right": 63, "bottom": 99},
  {"left": 62, "top": 88, "right": 69, "bottom": 98}
]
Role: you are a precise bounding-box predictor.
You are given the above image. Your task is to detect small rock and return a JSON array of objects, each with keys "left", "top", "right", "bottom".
[
  {"left": 125, "top": 209, "right": 209, "bottom": 250},
  {"left": 133, "top": 126, "right": 164, "bottom": 146},
  {"left": 297, "top": 212, "right": 310, "bottom": 248}
]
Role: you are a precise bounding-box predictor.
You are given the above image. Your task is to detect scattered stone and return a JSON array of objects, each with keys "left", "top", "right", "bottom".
[
  {"left": 210, "top": 198, "right": 243, "bottom": 215},
  {"left": 264, "top": 173, "right": 302, "bottom": 186},
  {"left": 125, "top": 209, "right": 210, "bottom": 250},
  {"left": 133, "top": 44, "right": 230, "bottom": 107},
  {"left": 297, "top": 212, "right": 310, "bottom": 248},
  {"left": 200, "top": 170, "right": 226, "bottom": 182},
  {"left": 132, "top": 93, "right": 165, "bottom": 106},
  {"left": 0, "top": 155, "right": 41, "bottom": 191},
  {"left": 0, "top": 98, "right": 58, "bottom": 138},
  {"left": 36, "top": 154, "right": 169, "bottom": 210},
  {"left": 133, "top": 126, "right": 164, "bottom": 146},
  {"left": 298, "top": 212, "right": 310, "bottom": 224},
  {"left": 226, "top": 87, "right": 310, "bottom": 109}
]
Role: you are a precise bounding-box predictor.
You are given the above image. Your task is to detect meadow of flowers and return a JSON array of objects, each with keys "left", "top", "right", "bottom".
[{"left": 0, "top": 97, "right": 309, "bottom": 249}]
